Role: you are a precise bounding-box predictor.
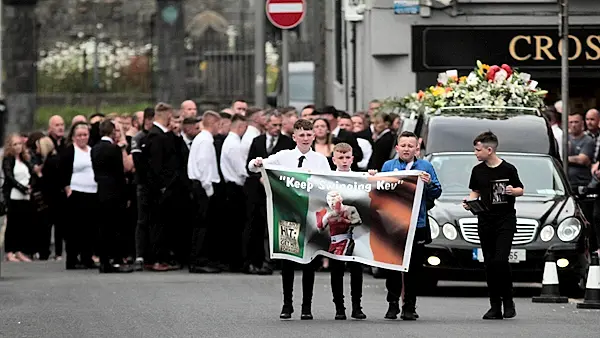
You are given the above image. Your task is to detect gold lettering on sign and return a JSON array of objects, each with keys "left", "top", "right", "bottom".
[
  {"left": 509, "top": 35, "right": 532, "bottom": 61},
  {"left": 509, "top": 33, "right": 600, "bottom": 62},
  {"left": 534, "top": 36, "right": 555, "bottom": 60},
  {"left": 557, "top": 35, "right": 582, "bottom": 60},
  {"left": 586, "top": 35, "right": 600, "bottom": 61}
]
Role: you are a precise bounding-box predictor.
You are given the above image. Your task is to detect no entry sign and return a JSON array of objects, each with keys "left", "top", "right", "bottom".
[{"left": 266, "top": 0, "right": 306, "bottom": 30}]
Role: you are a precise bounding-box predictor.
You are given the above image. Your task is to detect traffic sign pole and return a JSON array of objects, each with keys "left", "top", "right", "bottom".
[
  {"left": 281, "top": 29, "right": 290, "bottom": 107},
  {"left": 265, "top": 0, "right": 305, "bottom": 108}
]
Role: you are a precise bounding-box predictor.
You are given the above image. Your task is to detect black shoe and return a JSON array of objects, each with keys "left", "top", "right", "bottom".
[
  {"left": 483, "top": 303, "right": 503, "bottom": 320},
  {"left": 385, "top": 301, "right": 400, "bottom": 319},
  {"left": 133, "top": 260, "right": 144, "bottom": 272},
  {"left": 280, "top": 304, "right": 293, "bottom": 319},
  {"left": 401, "top": 303, "right": 418, "bottom": 321},
  {"left": 301, "top": 305, "right": 313, "bottom": 320},
  {"left": 503, "top": 300, "right": 516, "bottom": 319},
  {"left": 351, "top": 304, "right": 367, "bottom": 320},
  {"left": 243, "top": 264, "right": 260, "bottom": 275},
  {"left": 258, "top": 263, "right": 273, "bottom": 275},
  {"left": 335, "top": 303, "right": 346, "bottom": 320}
]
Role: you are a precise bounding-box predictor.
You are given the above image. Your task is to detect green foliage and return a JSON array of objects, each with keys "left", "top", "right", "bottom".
[{"left": 35, "top": 103, "right": 152, "bottom": 129}]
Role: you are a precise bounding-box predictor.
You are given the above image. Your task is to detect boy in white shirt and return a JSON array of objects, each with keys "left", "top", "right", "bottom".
[{"left": 249, "top": 119, "right": 331, "bottom": 320}]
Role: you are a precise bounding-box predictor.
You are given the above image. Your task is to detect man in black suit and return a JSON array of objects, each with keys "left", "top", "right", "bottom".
[
  {"left": 144, "top": 102, "right": 182, "bottom": 272},
  {"left": 243, "top": 111, "right": 295, "bottom": 274},
  {"left": 91, "top": 120, "right": 133, "bottom": 273},
  {"left": 312, "top": 106, "right": 364, "bottom": 171},
  {"left": 131, "top": 107, "right": 155, "bottom": 271}
]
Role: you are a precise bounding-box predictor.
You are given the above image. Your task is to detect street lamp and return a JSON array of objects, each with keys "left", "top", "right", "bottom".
[{"left": 559, "top": 0, "right": 569, "bottom": 174}]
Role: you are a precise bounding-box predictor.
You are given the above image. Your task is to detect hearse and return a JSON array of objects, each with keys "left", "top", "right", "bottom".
[{"left": 406, "top": 106, "right": 590, "bottom": 296}]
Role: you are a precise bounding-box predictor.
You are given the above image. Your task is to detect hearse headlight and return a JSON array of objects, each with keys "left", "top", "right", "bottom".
[
  {"left": 442, "top": 223, "right": 457, "bottom": 240},
  {"left": 557, "top": 218, "right": 581, "bottom": 242},
  {"left": 429, "top": 217, "right": 440, "bottom": 240},
  {"left": 540, "top": 225, "right": 555, "bottom": 242}
]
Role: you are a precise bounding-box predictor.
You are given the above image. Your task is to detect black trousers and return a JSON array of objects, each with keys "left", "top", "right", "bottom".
[
  {"left": 65, "top": 191, "right": 98, "bottom": 266},
  {"left": 98, "top": 197, "right": 127, "bottom": 265},
  {"left": 149, "top": 185, "right": 181, "bottom": 264},
  {"left": 4, "top": 199, "right": 34, "bottom": 254},
  {"left": 189, "top": 180, "right": 214, "bottom": 266},
  {"left": 135, "top": 184, "right": 151, "bottom": 262},
  {"left": 242, "top": 190, "right": 269, "bottom": 268},
  {"left": 208, "top": 182, "right": 227, "bottom": 264},
  {"left": 49, "top": 198, "right": 67, "bottom": 257},
  {"left": 225, "top": 182, "right": 246, "bottom": 269},
  {"left": 478, "top": 215, "right": 516, "bottom": 303},
  {"left": 281, "top": 260, "right": 319, "bottom": 307},
  {"left": 330, "top": 260, "right": 363, "bottom": 306},
  {"left": 385, "top": 242, "right": 425, "bottom": 306}
]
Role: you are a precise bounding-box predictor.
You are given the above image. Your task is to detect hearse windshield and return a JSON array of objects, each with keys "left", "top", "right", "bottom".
[{"left": 428, "top": 153, "right": 566, "bottom": 197}]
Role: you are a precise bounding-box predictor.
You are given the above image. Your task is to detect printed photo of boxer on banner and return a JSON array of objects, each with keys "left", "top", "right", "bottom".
[{"left": 260, "top": 166, "right": 424, "bottom": 272}]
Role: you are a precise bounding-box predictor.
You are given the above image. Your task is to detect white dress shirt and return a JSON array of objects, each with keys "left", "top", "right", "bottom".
[
  {"left": 356, "top": 138, "right": 373, "bottom": 170},
  {"left": 266, "top": 133, "right": 278, "bottom": 154},
  {"left": 182, "top": 132, "right": 193, "bottom": 150},
  {"left": 221, "top": 132, "right": 248, "bottom": 186},
  {"left": 188, "top": 130, "right": 221, "bottom": 197},
  {"left": 153, "top": 121, "right": 169, "bottom": 133},
  {"left": 240, "top": 125, "right": 261, "bottom": 160},
  {"left": 248, "top": 147, "right": 332, "bottom": 173}
]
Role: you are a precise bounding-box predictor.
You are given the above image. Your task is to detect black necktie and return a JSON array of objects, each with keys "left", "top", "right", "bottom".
[{"left": 297, "top": 155, "right": 306, "bottom": 168}]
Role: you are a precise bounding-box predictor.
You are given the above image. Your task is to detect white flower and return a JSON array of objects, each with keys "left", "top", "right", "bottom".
[
  {"left": 467, "top": 72, "right": 479, "bottom": 86},
  {"left": 520, "top": 73, "right": 531, "bottom": 83},
  {"left": 446, "top": 70, "right": 458, "bottom": 78}
]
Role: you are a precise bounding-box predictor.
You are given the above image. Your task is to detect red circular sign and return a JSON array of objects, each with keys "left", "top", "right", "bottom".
[{"left": 266, "top": 0, "right": 306, "bottom": 30}]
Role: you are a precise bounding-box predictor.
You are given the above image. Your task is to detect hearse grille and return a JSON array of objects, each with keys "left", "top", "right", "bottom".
[{"left": 458, "top": 218, "right": 539, "bottom": 245}]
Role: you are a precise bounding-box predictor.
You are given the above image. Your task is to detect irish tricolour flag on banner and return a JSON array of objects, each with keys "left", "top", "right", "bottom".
[{"left": 260, "top": 165, "right": 424, "bottom": 272}]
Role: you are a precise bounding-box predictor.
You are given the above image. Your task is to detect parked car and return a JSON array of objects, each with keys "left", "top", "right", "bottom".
[{"left": 404, "top": 106, "right": 589, "bottom": 296}]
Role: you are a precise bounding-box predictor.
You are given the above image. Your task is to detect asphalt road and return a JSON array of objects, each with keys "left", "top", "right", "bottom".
[{"left": 1, "top": 261, "right": 599, "bottom": 338}]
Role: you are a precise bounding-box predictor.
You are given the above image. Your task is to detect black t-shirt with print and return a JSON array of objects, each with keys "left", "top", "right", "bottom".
[{"left": 469, "top": 160, "right": 524, "bottom": 217}]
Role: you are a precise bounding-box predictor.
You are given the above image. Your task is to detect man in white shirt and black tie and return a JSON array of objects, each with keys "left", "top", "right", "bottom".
[
  {"left": 220, "top": 114, "right": 249, "bottom": 270},
  {"left": 188, "top": 111, "right": 222, "bottom": 273},
  {"left": 249, "top": 119, "right": 331, "bottom": 320}
]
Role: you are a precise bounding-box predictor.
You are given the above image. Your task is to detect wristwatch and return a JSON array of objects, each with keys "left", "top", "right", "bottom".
[{"left": 119, "top": 143, "right": 127, "bottom": 150}]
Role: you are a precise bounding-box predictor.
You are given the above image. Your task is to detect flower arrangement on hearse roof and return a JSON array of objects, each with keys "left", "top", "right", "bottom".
[{"left": 382, "top": 61, "right": 548, "bottom": 114}]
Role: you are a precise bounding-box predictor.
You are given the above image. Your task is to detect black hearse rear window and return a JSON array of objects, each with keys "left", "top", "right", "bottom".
[{"left": 425, "top": 114, "right": 552, "bottom": 155}]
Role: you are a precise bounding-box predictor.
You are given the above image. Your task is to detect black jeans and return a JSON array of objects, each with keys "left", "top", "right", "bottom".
[
  {"left": 385, "top": 242, "right": 425, "bottom": 306},
  {"left": 329, "top": 260, "right": 363, "bottom": 306},
  {"left": 591, "top": 198, "right": 600, "bottom": 252},
  {"left": 281, "top": 260, "right": 319, "bottom": 307},
  {"left": 135, "top": 184, "right": 151, "bottom": 262},
  {"left": 478, "top": 214, "right": 516, "bottom": 303}
]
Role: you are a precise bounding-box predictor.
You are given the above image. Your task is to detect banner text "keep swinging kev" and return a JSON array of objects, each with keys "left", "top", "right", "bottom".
[{"left": 277, "top": 175, "right": 404, "bottom": 193}]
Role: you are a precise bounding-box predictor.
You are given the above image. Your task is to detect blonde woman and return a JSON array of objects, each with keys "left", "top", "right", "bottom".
[
  {"left": 2, "top": 133, "right": 35, "bottom": 262},
  {"left": 60, "top": 122, "right": 98, "bottom": 269}
]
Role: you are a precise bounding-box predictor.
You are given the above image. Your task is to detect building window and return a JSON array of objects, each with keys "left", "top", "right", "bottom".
[{"left": 335, "top": 0, "right": 343, "bottom": 84}]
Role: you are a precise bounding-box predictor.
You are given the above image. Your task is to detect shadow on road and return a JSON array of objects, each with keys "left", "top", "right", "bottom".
[{"left": 420, "top": 281, "right": 541, "bottom": 298}]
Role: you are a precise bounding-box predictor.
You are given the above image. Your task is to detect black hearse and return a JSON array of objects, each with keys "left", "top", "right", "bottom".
[{"left": 405, "top": 107, "right": 589, "bottom": 296}]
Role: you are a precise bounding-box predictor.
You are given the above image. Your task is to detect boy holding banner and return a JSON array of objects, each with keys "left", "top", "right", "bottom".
[
  {"left": 324, "top": 142, "right": 367, "bottom": 320},
  {"left": 380, "top": 131, "right": 442, "bottom": 320},
  {"left": 249, "top": 119, "right": 331, "bottom": 320}
]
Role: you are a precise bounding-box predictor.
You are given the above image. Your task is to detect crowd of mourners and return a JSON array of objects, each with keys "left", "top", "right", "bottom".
[{"left": 1, "top": 99, "right": 404, "bottom": 274}]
